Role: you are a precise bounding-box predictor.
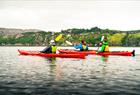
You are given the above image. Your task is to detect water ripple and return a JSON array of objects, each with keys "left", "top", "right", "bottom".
[{"left": 0, "top": 47, "right": 140, "bottom": 95}]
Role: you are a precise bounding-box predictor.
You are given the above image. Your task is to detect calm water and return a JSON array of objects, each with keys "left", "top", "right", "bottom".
[{"left": 0, "top": 46, "right": 140, "bottom": 95}]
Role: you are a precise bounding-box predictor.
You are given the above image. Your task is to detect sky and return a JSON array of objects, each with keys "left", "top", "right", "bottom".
[{"left": 0, "top": 0, "right": 140, "bottom": 31}]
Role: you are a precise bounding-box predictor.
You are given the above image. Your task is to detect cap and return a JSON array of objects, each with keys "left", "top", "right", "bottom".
[
  {"left": 50, "top": 40, "right": 55, "bottom": 43},
  {"left": 50, "top": 40, "right": 56, "bottom": 45}
]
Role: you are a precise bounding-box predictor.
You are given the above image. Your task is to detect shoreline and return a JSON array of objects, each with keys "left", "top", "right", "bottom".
[{"left": 0, "top": 45, "right": 139, "bottom": 48}]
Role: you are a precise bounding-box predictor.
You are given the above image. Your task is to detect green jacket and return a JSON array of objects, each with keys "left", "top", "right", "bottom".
[{"left": 98, "top": 41, "right": 108, "bottom": 52}]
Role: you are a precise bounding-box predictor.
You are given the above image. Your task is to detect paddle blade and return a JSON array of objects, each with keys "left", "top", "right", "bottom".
[
  {"left": 101, "top": 35, "right": 104, "bottom": 41},
  {"left": 55, "top": 34, "right": 62, "bottom": 41},
  {"left": 66, "top": 40, "right": 73, "bottom": 45}
]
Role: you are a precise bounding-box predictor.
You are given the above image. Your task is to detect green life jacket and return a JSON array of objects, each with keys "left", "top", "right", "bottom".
[
  {"left": 98, "top": 41, "right": 108, "bottom": 52},
  {"left": 82, "top": 45, "right": 87, "bottom": 50},
  {"left": 51, "top": 46, "right": 57, "bottom": 53},
  {"left": 99, "top": 44, "right": 106, "bottom": 52}
]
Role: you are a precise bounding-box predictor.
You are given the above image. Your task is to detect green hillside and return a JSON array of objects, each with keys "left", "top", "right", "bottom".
[{"left": 0, "top": 27, "right": 140, "bottom": 46}]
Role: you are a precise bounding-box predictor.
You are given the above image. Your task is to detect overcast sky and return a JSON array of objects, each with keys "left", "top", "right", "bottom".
[{"left": 0, "top": 0, "right": 140, "bottom": 31}]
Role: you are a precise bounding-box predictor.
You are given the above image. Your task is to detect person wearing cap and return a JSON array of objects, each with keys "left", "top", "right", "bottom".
[
  {"left": 41, "top": 40, "right": 57, "bottom": 53},
  {"left": 74, "top": 40, "right": 88, "bottom": 51}
]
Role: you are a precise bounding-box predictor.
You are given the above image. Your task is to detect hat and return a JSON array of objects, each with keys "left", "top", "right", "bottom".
[
  {"left": 81, "top": 40, "right": 86, "bottom": 45},
  {"left": 50, "top": 40, "right": 56, "bottom": 45},
  {"left": 50, "top": 40, "right": 55, "bottom": 43}
]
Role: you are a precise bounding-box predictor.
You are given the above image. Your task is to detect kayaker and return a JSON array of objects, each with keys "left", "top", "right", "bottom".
[
  {"left": 74, "top": 40, "right": 88, "bottom": 51},
  {"left": 98, "top": 38, "right": 109, "bottom": 52},
  {"left": 41, "top": 40, "right": 57, "bottom": 53}
]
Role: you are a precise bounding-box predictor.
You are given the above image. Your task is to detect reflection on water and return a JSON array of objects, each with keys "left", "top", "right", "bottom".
[
  {"left": 0, "top": 46, "right": 140, "bottom": 95},
  {"left": 101, "top": 56, "right": 109, "bottom": 62},
  {"left": 46, "top": 57, "right": 62, "bottom": 80}
]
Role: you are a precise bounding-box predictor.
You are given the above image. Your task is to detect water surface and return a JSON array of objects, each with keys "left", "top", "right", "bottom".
[{"left": 0, "top": 46, "right": 140, "bottom": 95}]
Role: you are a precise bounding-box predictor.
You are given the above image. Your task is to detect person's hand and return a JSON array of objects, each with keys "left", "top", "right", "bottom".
[
  {"left": 73, "top": 43, "right": 77, "bottom": 46},
  {"left": 99, "top": 42, "right": 102, "bottom": 45}
]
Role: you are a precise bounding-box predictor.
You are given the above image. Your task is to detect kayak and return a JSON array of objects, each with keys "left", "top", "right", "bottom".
[
  {"left": 58, "top": 49, "right": 135, "bottom": 56},
  {"left": 18, "top": 50, "right": 85, "bottom": 59}
]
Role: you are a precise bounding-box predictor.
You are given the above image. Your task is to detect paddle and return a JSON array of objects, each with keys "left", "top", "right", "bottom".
[
  {"left": 97, "top": 35, "right": 104, "bottom": 51},
  {"left": 55, "top": 34, "right": 62, "bottom": 42},
  {"left": 65, "top": 40, "right": 73, "bottom": 45},
  {"left": 65, "top": 34, "right": 73, "bottom": 45},
  {"left": 54, "top": 34, "right": 72, "bottom": 45},
  {"left": 101, "top": 35, "right": 104, "bottom": 42}
]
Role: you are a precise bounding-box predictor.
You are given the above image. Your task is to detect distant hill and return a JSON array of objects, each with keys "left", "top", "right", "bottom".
[{"left": 0, "top": 28, "right": 45, "bottom": 35}]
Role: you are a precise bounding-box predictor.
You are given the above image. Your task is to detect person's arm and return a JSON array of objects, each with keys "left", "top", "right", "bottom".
[
  {"left": 74, "top": 44, "right": 82, "bottom": 49},
  {"left": 41, "top": 46, "right": 51, "bottom": 53}
]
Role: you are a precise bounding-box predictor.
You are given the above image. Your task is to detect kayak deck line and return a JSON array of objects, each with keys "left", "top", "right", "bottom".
[
  {"left": 58, "top": 49, "right": 96, "bottom": 55},
  {"left": 18, "top": 49, "right": 85, "bottom": 59}
]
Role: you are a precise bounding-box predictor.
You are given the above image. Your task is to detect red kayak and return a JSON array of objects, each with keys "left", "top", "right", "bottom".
[
  {"left": 58, "top": 49, "right": 135, "bottom": 56},
  {"left": 18, "top": 50, "right": 85, "bottom": 59}
]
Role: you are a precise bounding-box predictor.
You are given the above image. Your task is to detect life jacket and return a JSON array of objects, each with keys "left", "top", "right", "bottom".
[
  {"left": 98, "top": 41, "right": 109, "bottom": 52},
  {"left": 104, "top": 45, "right": 109, "bottom": 52},
  {"left": 100, "top": 44, "right": 106, "bottom": 52},
  {"left": 102, "top": 41, "right": 109, "bottom": 52},
  {"left": 51, "top": 45, "right": 57, "bottom": 53},
  {"left": 82, "top": 45, "right": 87, "bottom": 50}
]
